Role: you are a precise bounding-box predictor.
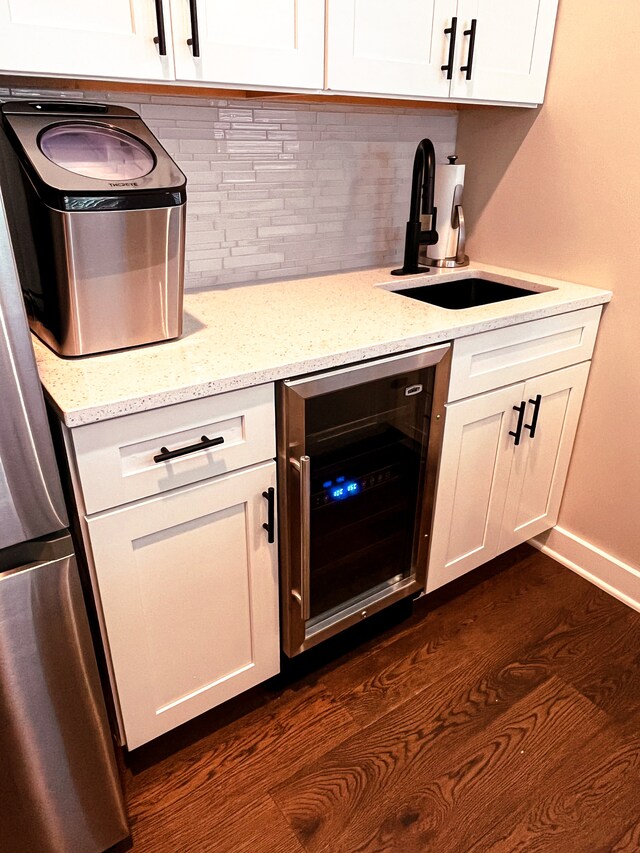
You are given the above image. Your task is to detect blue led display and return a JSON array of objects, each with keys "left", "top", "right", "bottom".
[{"left": 329, "top": 479, "right": 360, "bottom": 501}]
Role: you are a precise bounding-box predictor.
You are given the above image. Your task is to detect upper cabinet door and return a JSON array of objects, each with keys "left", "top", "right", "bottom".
[
  {"left": 0, "top": 0, "right": 175, "bottom": 81},
  {"left": 451, "top": 0, "right": 559, "bottom": 104},
  {"left": 326, "top": 0, "right": 458, "bottom": 98},
  {"left": 170, "top": 0, "right": 325, "bottom": 89}
]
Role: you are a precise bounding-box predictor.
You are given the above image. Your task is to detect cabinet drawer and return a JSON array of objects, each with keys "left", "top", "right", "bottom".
[
  {"left": 71, "top": 384, "right": 275, "bottom": 514},
  {"left": 447, "top": 306, "right": 602, "bottom": 401}
]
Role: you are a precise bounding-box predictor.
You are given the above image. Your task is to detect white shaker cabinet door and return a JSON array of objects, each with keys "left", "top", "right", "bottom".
[
  {"left": 451, "top": 0, "right": 559, "bottom": 104},
  {"left": 499, "top": 362, "right": 590, "bottom": 553},
  {"left": 170, "top": 0, "right": 325, "bottom": 89},
  {"left": 87, "top": 461, "right": 279, "bottom": 750},
  {"left": 0, "top": 0, "right": 175, "bottom": 80},
  {"left": 326, "top": 0, "right": 458, "bottom": 98},
  {"left": 426, "top": 381, "right": 525, "bottom": 593}
]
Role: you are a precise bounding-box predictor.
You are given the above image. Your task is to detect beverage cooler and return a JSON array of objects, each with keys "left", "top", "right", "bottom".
[{"left": 277, "top": 344, "right": 451, "bottom": 656}]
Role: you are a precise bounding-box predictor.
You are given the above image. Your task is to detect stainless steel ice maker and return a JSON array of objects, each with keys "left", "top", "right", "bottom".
[{"left": 1, "top": 100, "right": 186, "bottom": 356}]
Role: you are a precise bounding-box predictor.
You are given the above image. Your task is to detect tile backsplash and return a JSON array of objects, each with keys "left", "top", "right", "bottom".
[{"left": 2, "top": 84, "right": 458, "bottom": 289}]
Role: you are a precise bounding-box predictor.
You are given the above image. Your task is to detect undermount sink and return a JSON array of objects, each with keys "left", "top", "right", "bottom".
[{"left": 391, "top": 277, "right": 547, "bottom": 310}]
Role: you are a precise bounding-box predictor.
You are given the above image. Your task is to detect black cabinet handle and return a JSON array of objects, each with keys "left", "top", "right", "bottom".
[
  {"left": 262, "top": 487, "right": 275, "bottom": 544},
  {"left": 441, "top": 17, "right": 458, "bottom": 80},
  {"left": 153, "top": 434, "right": 224, "bottom": 463},
  {"left": 187, "top": 0, "right": 201, "bottom": 57},
  {"left": 524, "top": 394, "right": 542, "bottom": 439},
  {"left": 509, "top": 402, "right": 526, "bottom": 446},
  {"left": 153, "top": 0, "right": 167, "bottom": 55},
  {"left": 460, "top": 18, "right": 477, "bottom": 80}
]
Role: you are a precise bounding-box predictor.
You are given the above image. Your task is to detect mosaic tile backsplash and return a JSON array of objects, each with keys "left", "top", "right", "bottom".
[{"left": 1, "top": 84, "right": 458, "bottom": 289}]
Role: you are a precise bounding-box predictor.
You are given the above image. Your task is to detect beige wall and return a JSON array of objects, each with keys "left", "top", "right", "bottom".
[{"left": 457, "top": 0, "right": 640, "bottom": 568}]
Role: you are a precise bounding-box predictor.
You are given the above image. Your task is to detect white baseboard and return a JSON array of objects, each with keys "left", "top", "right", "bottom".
[{"left": 529, "top": 526, "right": 640, "bottom": 615}]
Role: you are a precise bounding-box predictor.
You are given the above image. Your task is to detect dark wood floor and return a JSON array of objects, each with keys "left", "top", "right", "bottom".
[{"left": 117, "top": 545, "right": 640, "bottom": 852}]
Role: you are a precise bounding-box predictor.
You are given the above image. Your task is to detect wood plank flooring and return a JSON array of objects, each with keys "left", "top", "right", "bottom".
[{"left": 116, "top": 545, "right": 640, "bottom": 852}]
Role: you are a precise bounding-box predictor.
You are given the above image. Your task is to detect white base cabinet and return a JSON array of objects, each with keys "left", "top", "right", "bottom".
[
  {"left": 88, "top": 462, "right": 279, "bottom": 750},
  {"left": 65, "top": 383, "right": 280, "bottom": 750},
  {"left": 426, "top": 308, "right": 601, "bottom": 594},
  {"left": 498, "top": 362, "right": 589, "bottom": 553},
  {"left": 427, "top": 380, "right": 523, "bottom": 587},
  {"left": 427, "top": 362, "right": 590, "bottom": 593}
]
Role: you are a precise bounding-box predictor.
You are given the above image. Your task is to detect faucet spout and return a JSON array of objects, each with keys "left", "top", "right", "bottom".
[{"left": 391, "top": 138, "right": 438, "bottom": 276}]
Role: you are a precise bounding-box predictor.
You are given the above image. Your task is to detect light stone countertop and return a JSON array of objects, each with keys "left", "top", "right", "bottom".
[{"left": 34, "top": 262, "right": 612, "bottom": 427}]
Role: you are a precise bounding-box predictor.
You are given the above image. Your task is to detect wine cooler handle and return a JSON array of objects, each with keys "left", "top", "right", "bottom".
[
  {"left": 290, "top": 454, "right": 311, "bottom": 621},
  {"left": 299, "top": 455, "right": 311, "bottom": 621}
]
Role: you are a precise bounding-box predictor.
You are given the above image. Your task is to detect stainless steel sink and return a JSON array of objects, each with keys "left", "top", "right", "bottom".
[{"left": 390, "top": 277, "right": 546, "bottom": 310}]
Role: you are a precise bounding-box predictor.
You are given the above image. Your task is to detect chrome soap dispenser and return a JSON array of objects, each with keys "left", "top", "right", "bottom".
[{"left": 421, "top": 154, "right": 469, "bottom": 268}]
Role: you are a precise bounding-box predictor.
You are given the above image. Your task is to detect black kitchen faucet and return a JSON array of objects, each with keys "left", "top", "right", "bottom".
[{"left": 391, "top": 138, "right": 438, "bottom": 276}]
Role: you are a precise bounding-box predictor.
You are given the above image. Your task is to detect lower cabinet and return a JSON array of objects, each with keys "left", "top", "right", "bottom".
[
  {"left": 426, "top": 361, "right": 590, "bottom": 593},
  {"left": 87, "top": 461, "right": 279, "bottom": 750}
]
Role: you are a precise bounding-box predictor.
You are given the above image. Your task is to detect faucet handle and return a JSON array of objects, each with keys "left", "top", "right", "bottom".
[{"left": 447, "top": 154, "right": 458, "bottom": 164}]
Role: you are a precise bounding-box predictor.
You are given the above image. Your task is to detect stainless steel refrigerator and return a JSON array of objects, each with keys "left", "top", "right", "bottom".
[{"left": 0, "top": 183, "right": 129, "bottom": 850}]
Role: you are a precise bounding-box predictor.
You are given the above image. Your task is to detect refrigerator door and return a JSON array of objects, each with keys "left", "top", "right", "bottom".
[
  {"left": 0, "top": 184, "right": 67, "bottom": 549},
  {"left": 0, "top": 532, "right": 129, "bottom": 851}
]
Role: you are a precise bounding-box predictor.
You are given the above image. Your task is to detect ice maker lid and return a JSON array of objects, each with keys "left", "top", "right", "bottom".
[
  {"left": 39, "top": 124, "right": 155, "bottom": 182},
  {"left": 0, "top": 101, "right": 186, "bottom": 212}
]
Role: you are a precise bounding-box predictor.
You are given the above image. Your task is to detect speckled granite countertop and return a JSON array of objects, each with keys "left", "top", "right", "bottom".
[{"left": 34, "top": 262, "right": 611, "bottom": 427}]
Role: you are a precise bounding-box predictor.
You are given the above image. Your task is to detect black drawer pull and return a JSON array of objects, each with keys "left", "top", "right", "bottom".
[
  {"left": 509, "top": 402, "right": 526, "bottom": 446},
  {"left": 262, "top": 487, "right": 275, "bottom": 543},
  {"left": 153, "top": 434, "right": 224, "bottom": 463},
  {"left": 460, "top": 18, "right": 477, "bottom": 80},
  {"left": 153, "top": 0, "right": 167, "bottom": 55},
  {"left": 524, "top": 394, "right": 542, "bottom": 439},
  {"left": 441, "top": 17, "right": 458, "bottom": 80},
  {"left": 187, "top": 0, "right": 201, "bottom": 57}
]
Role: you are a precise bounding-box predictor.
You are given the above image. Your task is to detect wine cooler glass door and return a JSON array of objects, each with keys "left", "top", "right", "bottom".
[{"left": 279, "top": 343, "right": 450, "bottom": 656}]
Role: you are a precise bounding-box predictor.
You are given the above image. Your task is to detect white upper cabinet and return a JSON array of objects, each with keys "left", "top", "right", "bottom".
[
  {"left": 327, "top": 0, "right": 558, "bottom": 104},
  {"left": 326, "top": 0, "right": 458, "bottom": 99},
  {"left": 451, "top": 0, "right": 559, "bottom": 104},
  {"left": 170, "top": 0, "right": 325, "bottom": 89},
  {"left": 0, "top": 0, "right": 558, "bottom": 103},
  {"left": 0, "top": 0, "right": 175, "bottom": 81}
]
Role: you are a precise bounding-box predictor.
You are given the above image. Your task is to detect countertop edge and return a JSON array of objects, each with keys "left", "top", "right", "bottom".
[
  {"left": 48, "top": 285, "right": 611, "bottom": 428},
  {"left": 33, "top": 263, "right": 613, "bottom": 429}
]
